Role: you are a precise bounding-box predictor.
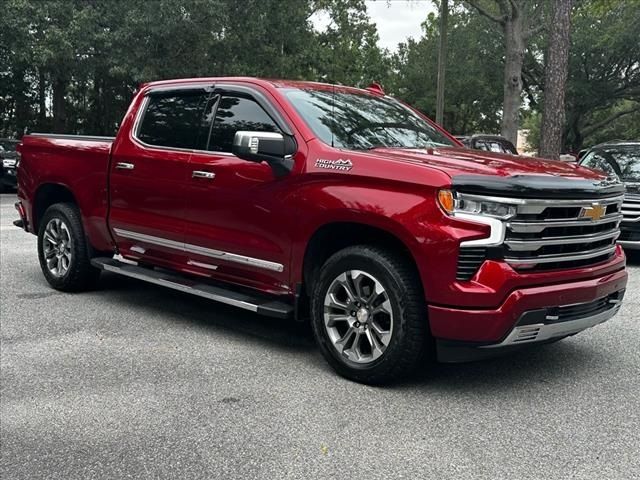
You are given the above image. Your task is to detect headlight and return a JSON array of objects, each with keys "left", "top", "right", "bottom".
[
  {"left": 2, "top": 158, "right": 16, "bottom": 168},
  {"left": 438, "top": 190, "right": 516, "bottom": 219},
  {"left": 437, "top": 189, "right": 515, "bottom": 247}
]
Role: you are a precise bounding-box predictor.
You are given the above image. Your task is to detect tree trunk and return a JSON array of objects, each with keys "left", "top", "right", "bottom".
[
  {"left": 38, "top": 69, "right": 47, "bottom": 130},
  {"left": 539, "top": 0, "right": 573, "bottom": 159},
  {"left": 436, "top": 0, "right": 448, "bottom": 125},
  {"left": 52, "top": 76, "right": 67, "bottom": 133},
  {"left": 501, "top": 14, "right": 525, "bottom": 145}
]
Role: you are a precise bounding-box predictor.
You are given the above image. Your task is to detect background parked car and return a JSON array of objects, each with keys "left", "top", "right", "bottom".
[
  {"left": 579, "top": 140, "right": 640, "bottom": 249},
  {"left": 0, "top": 139, "right": 19, "bottom": 193},
  {"left": 455, "top": 134, "right": 518, "bottom": 155}
]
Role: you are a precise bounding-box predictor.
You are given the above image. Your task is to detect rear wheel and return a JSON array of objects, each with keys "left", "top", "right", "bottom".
[
  {"left": 37, "top": 203, "right": 100, "bottom": 291},
  {"left": 310, "top": 245, "right": 429, "bottom": 384}
]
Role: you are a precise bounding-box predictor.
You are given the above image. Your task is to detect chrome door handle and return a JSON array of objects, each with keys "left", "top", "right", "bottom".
[
  {"left": 192, "top": 170, "right": 215, "bottom": 179},
  {"left": 115, "top": 162, "right": 135, "bottom": 170}
]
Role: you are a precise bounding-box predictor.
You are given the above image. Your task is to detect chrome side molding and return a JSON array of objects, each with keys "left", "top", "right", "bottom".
[{"left": 113, "top": 228, "right": 284, "bottom": 273}]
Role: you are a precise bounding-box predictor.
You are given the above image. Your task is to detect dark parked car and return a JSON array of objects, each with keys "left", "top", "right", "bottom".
[
  {"left": 0, "top": 139, "right": 19, "bottom": 192},
  {"left": 579, "top": 140, "right": 640, "bottom": 249},
  {"left": 455, "top": 134, "right": 518, "bottom": 155}
]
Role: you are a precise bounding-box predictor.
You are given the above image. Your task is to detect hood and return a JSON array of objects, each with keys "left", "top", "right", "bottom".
[
  {"left": 368, "top": 146, "right": 605, "bottom": 180},
  {"left": 364, "top": 146, "right": 624, "bottom": 198}
]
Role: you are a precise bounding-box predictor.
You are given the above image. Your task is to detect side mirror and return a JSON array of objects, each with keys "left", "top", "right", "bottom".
[{"left": 232, "top": 131, "right": 296, "bottom": 176}]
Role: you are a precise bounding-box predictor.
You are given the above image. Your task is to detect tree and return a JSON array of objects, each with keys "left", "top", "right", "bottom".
[
  {"left": 391, "top": 6, "right": 504, "bottom": 134},
  {"left": 435, "top": 0, "right": 449, "bottom": 125},
  {"left": 539, "top": 0, "right": 573, "bottom": 159},
  {"left": 463, "top": 0, "right": 544, "bottom": 144},
  {"left": 563, "top": 0, "right": 640, "bottom": 149}
]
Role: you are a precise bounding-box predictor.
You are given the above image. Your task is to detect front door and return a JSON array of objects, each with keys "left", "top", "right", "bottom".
[{"left": 184, "top": 88, "right": 298, "bottom": 294}]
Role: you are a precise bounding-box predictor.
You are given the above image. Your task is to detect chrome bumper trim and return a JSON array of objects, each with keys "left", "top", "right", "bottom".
[
  {"left": 619, "top": 240, "right": 640, "bottom": 250},
  {"left": 480, "top": 305, "right": 620, "bottom": 348}
]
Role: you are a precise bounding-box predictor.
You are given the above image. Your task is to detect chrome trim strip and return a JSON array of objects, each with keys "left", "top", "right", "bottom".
[
  {"left": 618, "top": 241, "right": 640, "bottom": 250},
  {"left": 113, "top": 228, "right": 284, "bottom": 273},
  {"left": 507, "top": 215, "right": 622, "bottom": 233},
  {"left": 504, "top": 245, "right": 616, "bottom": 265},
  {"left": 187, "top": 259, "right": 219, "bottom": 270},
  {"left": 480, "top": 305, "right": 620, "bottom": 348},
  {"left": 505, "top": 230, "right": 620, "bottom": 251},
  {"left": 99, "top": 262, "right": 259, "bottom": 312},
  {"left": 457, "top": 213, "right": 506, "bottom": 247},
  {"left": 458, "top": 193, "right": 624, "bottom": 206}
]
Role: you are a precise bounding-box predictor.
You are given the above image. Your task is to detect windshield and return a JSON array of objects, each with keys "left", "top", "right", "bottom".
[
  {"left": 580, "top": 147, "right": 640, "bottom": 182},
  {"left": 284, "top": 89, "right": 454, "bottom": 150}
]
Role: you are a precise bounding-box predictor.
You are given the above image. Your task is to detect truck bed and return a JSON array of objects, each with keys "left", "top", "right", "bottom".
[{"left": 18, "top": 133, "right": 115, "bottom": 251}]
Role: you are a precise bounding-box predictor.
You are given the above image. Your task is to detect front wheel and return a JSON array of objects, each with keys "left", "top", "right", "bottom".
[
  {"left": 310, "top": 245, "right": 429, "bottom": 384},
  {"left": 37, "top": 203, "right": 100, "bottom": 291}
]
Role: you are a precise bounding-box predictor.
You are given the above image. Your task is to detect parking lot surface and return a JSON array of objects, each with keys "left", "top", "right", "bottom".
[{"left": 1, "top": 193, "right": 639, "bottom": 479}]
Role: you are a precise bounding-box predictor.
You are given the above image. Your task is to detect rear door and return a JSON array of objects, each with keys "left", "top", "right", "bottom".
[{"left": 109, "top": 87, "right": 211, "bottom": 268}]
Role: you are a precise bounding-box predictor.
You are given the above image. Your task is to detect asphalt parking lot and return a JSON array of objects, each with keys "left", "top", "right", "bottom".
[{"left": 1, "top": 193, "right": 638, "bottom": 480}]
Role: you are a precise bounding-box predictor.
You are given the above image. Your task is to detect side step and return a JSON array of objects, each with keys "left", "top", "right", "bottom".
[{"left": 91, "top": 257, "right": 293, "bottom": 319}]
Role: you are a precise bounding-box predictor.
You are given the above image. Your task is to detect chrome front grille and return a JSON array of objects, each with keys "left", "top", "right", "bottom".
[
  {"left": 622, "top": 193, "right": 640, "bottom": 223},
  {"left": 503, "top": 195, "right": 623, "bottom": 271}
]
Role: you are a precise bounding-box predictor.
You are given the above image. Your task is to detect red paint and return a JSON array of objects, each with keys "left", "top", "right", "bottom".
[{"left": 16, "top": 77, "right": 628, "bottom": 343}]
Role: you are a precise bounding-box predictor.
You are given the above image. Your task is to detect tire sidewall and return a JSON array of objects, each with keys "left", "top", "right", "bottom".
[
  {"left": 37, "top": 204, "right": 87, "bottom": 290},
  {"left": 310, "top": 248, "right": 422, "bottom": 381}
]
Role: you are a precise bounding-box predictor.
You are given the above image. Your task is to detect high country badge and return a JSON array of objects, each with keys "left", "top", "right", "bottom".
[{"left": 315, "top": 159, "right": 353, "bottom": 171}]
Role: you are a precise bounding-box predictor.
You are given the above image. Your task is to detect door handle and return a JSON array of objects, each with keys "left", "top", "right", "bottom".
[
  {"left": 192, "top": 170, "right": 216, "bottom": 179},
  {"left": 115, "top": 162, "right": 135, "bottom": 170}
]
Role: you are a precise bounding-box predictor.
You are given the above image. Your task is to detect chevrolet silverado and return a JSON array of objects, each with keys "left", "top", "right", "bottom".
[{"left": 15, "top": 77, "right": 628, "bottom": 384}]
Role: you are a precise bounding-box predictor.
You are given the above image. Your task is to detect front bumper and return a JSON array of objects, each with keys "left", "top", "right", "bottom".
[
  {"left": 435, "top": 289, "right": 625, "bottom": 363},
  {"left": 428, "top": 266, "right": 628, "bottom": 346}
]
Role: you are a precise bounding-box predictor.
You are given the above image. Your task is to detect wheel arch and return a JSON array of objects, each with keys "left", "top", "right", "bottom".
[
  {"left": 301, "top": 220, "right": 424, "bottom": 297},
  {"left": 32, "top": 183, "right": 77, "bottom": 232}
]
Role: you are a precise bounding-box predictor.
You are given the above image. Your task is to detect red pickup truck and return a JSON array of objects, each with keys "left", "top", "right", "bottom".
[{"left": 15, "top": 77, "right": 628, "bottom": 384}]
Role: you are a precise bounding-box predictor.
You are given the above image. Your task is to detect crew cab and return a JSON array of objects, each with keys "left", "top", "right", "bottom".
[{"left": 15, "top": 77, "right": 628, "bottom": 384}]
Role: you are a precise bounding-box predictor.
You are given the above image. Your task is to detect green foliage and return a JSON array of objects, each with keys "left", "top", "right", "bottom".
[
  {"left": 0, "top": 0, "right": 637, "bottom": 148},
  {"left": 389, "top": 6, "right": 504, "bottom": 134},
  {"left": 563, "top": 0, "right": 640, "bottom": 149},
  {"left": 0, "top": 0, "right": 389, "bottom": 136}
]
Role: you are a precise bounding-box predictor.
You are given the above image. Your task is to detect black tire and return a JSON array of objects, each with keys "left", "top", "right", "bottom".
[
  {"left": 37, "top": 203, "right": 101, "bottom": 291},
  {"left": 310, "top": 245, "right": 429, "bottom": 385}
]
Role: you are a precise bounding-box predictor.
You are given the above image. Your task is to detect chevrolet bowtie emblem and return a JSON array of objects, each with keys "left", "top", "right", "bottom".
[{"left": 580, "top": 204, "right": 606, "bottom": 221}]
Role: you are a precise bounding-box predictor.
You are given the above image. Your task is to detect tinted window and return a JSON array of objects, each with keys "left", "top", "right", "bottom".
[
  {"left": 137, "top": 91, "right": 208, "bottom": 149},
  {"left": 581, "top": 151, "right": 618, "bottom": 177},
  {"left": 581, "top": 148, "right": 640, "bottom": 181},
  {"left": 208, "top": 96, "right": 279, "bottom": 152},
  {"left": 284, "top": 89, "right": 453, "bottom": 150}
]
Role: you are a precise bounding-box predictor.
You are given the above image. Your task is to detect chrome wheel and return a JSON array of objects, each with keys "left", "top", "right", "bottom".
[
  {"left": 43, "top": 218, "right": 73, "bottom": 277},
  {"left": 323, "top": 270, "right": 394, "bottom": 364}
]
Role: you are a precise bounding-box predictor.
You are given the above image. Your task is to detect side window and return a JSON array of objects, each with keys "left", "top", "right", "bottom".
[
  {"left": 581, "top": 152, "right": 616, "bottom": 177},
  {"left": 208, "top": 95, "right": 280, "bottom": 153},
  {"left": 475, "top": 141, "right": 489, "bottom": 151},
  {"left": 137, "top": 91, "right": 208, "bottom": 149}
]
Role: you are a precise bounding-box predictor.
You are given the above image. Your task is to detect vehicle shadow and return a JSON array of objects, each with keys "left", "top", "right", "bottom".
[
  {"left": 94, "top": 271, "right": 610, "bottom": 391},
  {"left": 97, "top": 271, "right": 317, "bottom": 353}
]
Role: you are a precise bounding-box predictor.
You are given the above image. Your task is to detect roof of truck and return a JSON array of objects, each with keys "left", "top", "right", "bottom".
[{"left": 139, "top": 77, "right": 384, "bottom": 96}]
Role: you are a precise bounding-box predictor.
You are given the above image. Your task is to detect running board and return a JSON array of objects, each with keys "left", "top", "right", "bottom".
[{"left": 91, "top": 257, "right": 293, "bottom": 319}]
